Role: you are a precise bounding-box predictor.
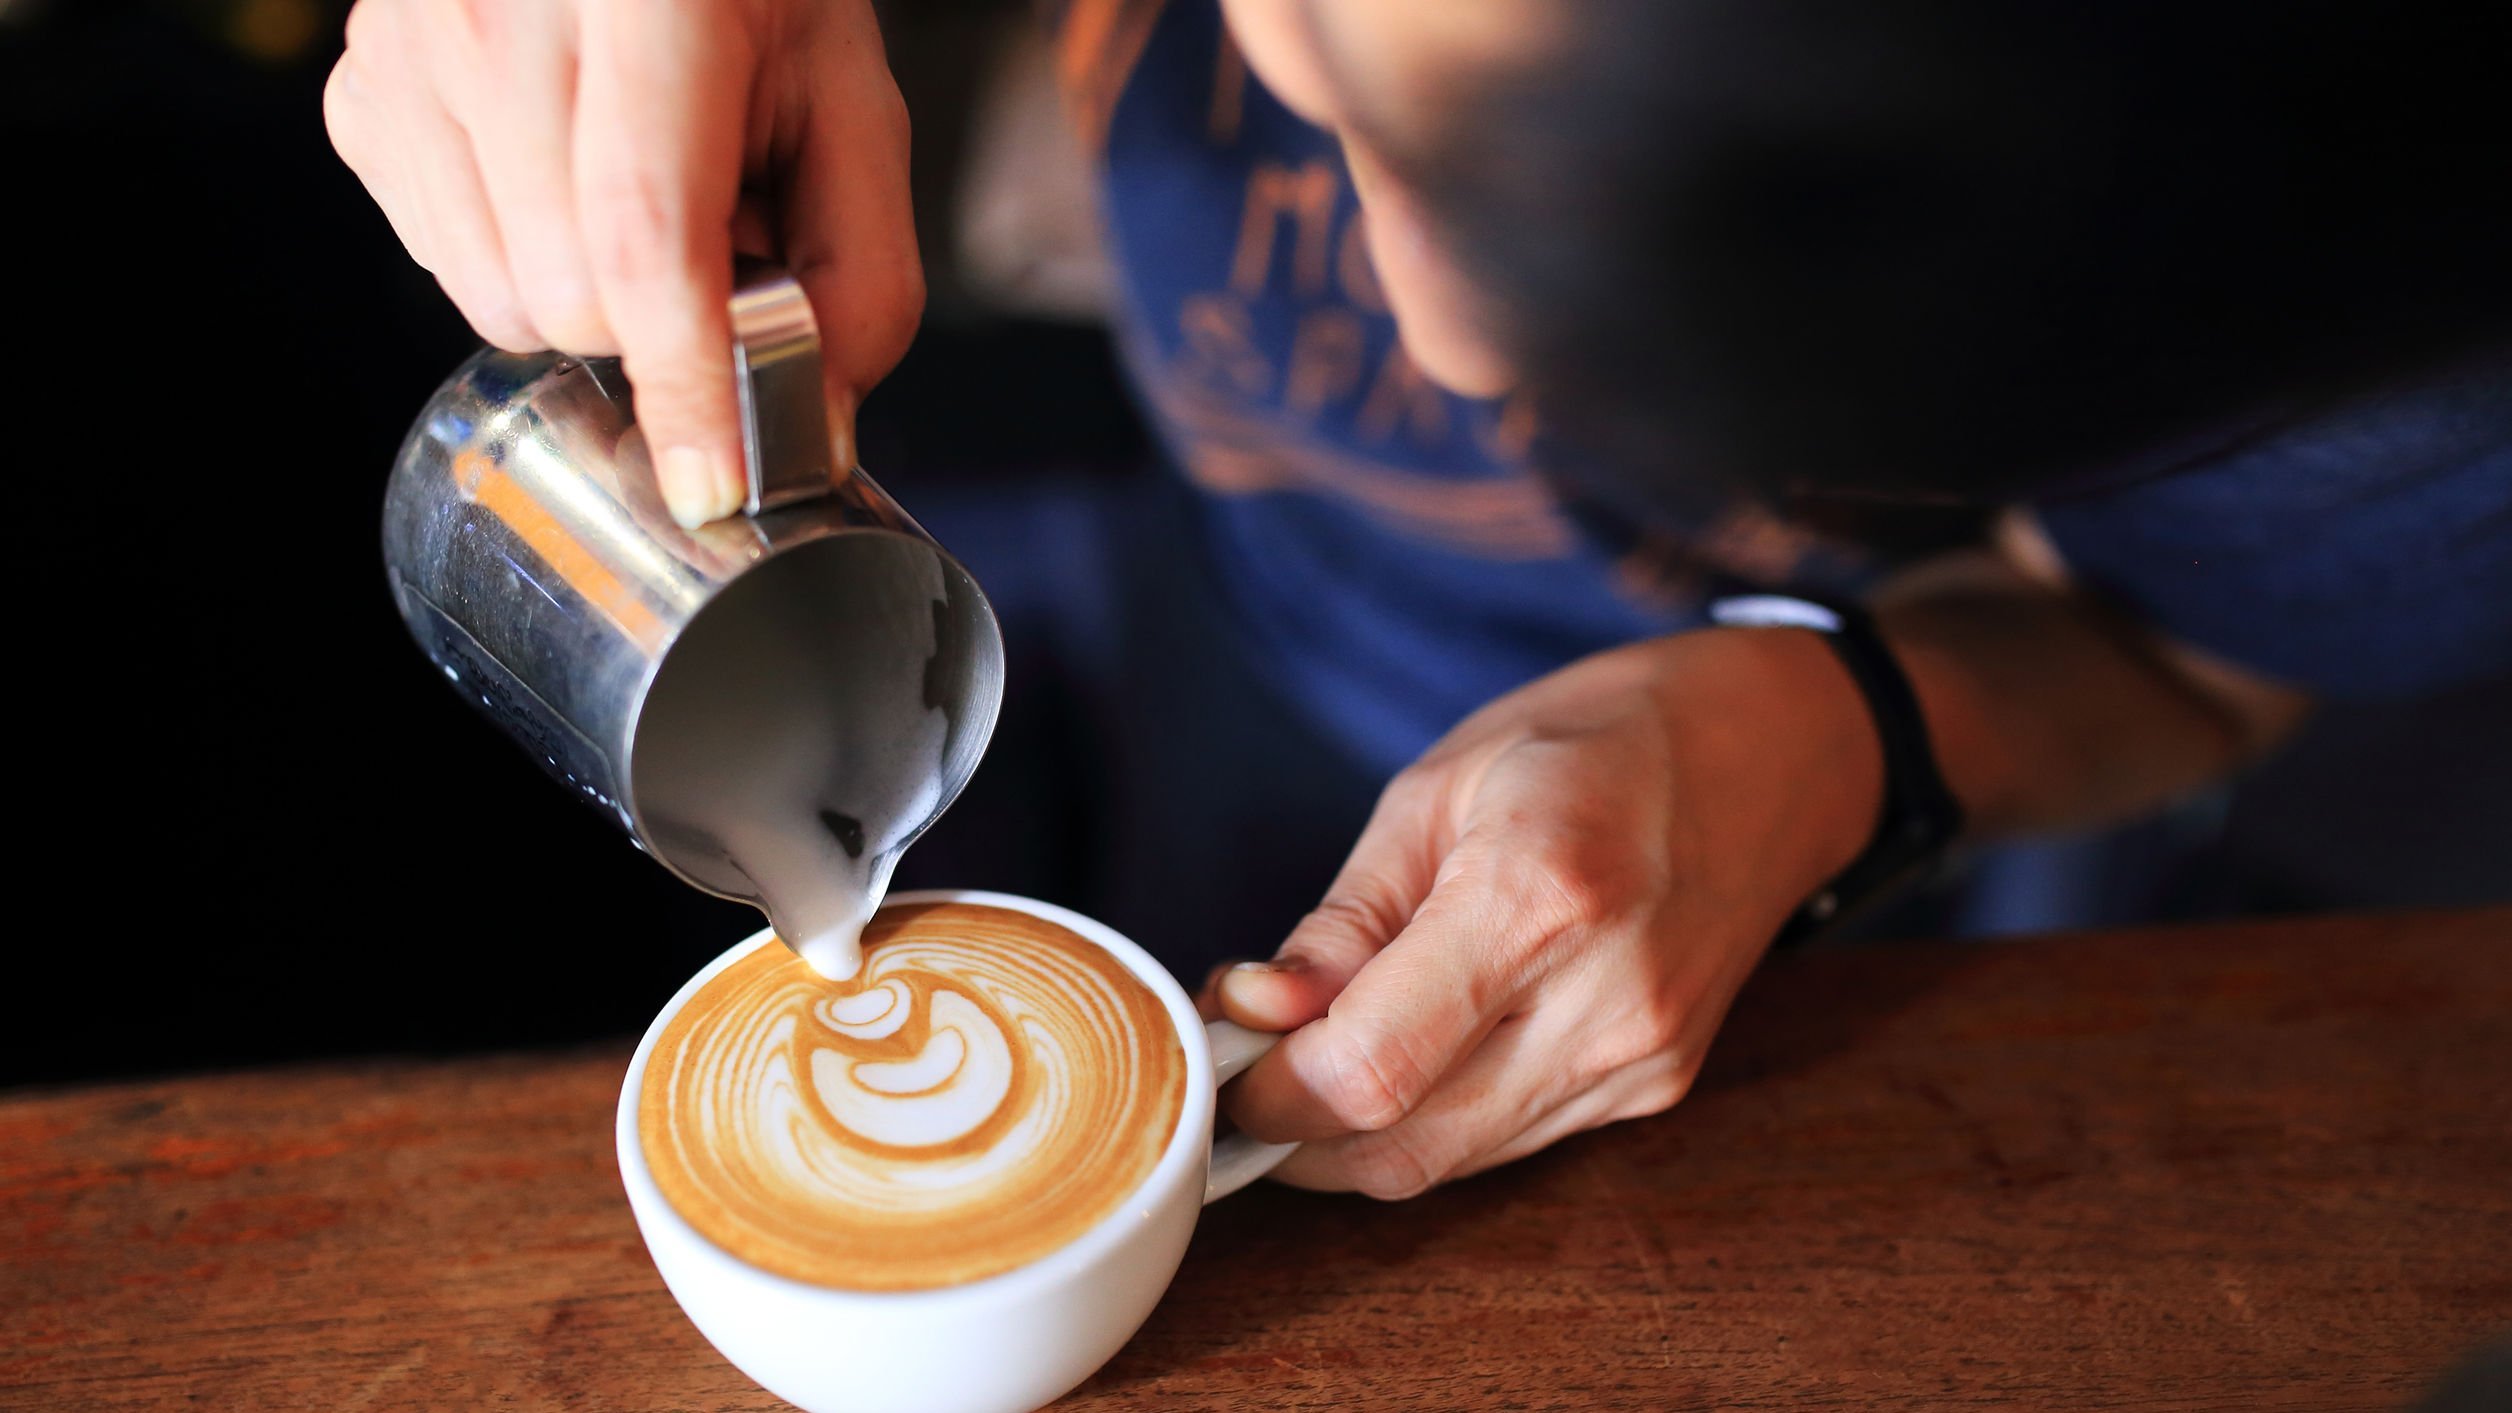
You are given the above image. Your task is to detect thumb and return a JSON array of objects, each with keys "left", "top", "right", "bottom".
[{"left": 1220, "top": 771, "right": 1447, "bottom": 1032}]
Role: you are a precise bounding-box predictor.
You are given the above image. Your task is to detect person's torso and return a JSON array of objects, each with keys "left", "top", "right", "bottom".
[{"left": 1062, "top": 0, "right": 1881, "bottom": 771}]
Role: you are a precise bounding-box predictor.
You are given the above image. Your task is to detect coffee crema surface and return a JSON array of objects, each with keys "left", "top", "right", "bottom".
[{"left": 640, "top": 902, "right": 1187, "bottom": 1290}]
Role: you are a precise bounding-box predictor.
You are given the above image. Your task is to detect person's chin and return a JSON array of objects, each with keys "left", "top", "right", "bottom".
[{"left": 1399, "top": 328, "right": 1516, "bottom": 400}]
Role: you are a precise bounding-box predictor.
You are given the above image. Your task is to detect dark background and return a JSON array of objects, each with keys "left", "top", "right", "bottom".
[
  {"left": 3, "top": 0, "right": 2504, "bottom": 1089},
  {"left": 0, "top": 0, "right": 1145, "bottom": 1084}
]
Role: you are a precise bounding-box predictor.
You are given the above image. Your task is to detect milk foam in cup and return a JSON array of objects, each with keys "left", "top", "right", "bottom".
[
  {"left": 618, "top": 890, "right": 1299, "bottom": 1413},
  {"left": 637, "top": 899, "right": 1191, "bottom": 1290}
]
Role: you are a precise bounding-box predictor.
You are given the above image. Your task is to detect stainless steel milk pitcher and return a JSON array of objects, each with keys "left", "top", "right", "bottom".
[{"left": 381, "top": 261, "right": 1004, "bottom": 934}]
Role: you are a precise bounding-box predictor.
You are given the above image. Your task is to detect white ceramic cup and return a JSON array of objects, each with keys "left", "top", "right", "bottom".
[{"left": 617, "top": 889, "right": 1299, "bottom": 1413}]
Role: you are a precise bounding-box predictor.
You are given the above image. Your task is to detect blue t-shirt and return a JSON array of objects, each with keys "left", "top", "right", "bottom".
[
  {"left": 1061, "top": 0, "right": 2512, "bottom": 773},
  {"left": 2035, "top": 361, "right": 2512, "bottom": 698}
]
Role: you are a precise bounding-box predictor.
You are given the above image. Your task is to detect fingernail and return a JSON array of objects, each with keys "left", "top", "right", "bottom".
[
  {"left": 1233, "top": 956, "right": 1315, "bottom": 977},
  {"left": 659, "top": 446, "right": 739, "bottom": 529},
  {"left": 828, "top": 390, "right": 860, "bottom": 475}
]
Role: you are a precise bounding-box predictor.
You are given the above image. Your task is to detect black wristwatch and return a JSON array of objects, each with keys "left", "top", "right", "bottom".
[{"left": 1707, "top": 593, "right": 1964, "bottom": 945}]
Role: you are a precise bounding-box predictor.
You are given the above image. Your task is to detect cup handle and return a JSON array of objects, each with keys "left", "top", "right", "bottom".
[{"left": 1203, "top": 1020, "right": 1301, "bottom": 1204}]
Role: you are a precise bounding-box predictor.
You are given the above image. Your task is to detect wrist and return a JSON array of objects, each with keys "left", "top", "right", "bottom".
[{"left": 1646, "top": 625, "right": 1887, "bottom": 912}]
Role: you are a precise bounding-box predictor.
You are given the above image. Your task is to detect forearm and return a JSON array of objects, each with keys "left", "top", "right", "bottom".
[
  {"left": 1507, "top": 531, "right": 2309, "bottom": 942},
  {"left": 1873, "top": 521, "right": 2310, "bottom": 839}
]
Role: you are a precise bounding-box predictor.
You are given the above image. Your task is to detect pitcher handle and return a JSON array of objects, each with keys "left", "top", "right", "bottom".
[{"left": 729, "top": 258, "right": 841, "bottom": 515}]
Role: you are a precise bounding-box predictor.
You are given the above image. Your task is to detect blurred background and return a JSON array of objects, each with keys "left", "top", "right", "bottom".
[
  {"left": 0, "top": 0, "right": 1147, "bottom": 1083},
  {"left": 2, "top": 0, "right": 2503, "bottom": 1088}
]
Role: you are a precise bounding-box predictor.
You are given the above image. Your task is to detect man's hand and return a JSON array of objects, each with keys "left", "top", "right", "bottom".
[
  {"left": 325, "top": 0, "right": 922, "bottom": 527},
  {"left": 1213, "top": 527, "right": 2310, "bottom": 1199},
  {"left": 1211, "top": 628, "right": 1883, "bottom": 1197}
]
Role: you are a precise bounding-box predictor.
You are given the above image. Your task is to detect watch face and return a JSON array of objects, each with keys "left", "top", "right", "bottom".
[{"left": 1709, "top": 595, "right": 1844, "bottom": 633}]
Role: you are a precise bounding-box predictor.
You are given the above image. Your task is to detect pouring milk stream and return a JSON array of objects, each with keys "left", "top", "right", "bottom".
[{"left": 629, "top": 530, "right": 959, "bottom": 978}]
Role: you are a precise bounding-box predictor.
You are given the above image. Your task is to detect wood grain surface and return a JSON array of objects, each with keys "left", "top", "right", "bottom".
[{"left": 6, "top": 909, "right": 2509, "bottom": 1411}]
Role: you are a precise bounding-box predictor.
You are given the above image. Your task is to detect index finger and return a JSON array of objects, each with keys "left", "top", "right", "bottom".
[
  {"left": 573, "top": 0, "right": 753, "bottom": 527},
  {"left": 1223, "top": 858, "right": 1528, "bottom": 1144},
  {"left": 1217, "top": 765, "right": 1450, "bottom": 1033}
]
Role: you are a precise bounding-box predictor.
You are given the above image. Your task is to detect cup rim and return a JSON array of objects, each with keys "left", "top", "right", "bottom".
[{"left": 616, "top": 888, "right": 1214, "bottom": 1307}]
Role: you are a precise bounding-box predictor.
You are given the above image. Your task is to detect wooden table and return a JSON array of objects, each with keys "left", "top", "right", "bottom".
[{"left": 7, "top": 909, "right": 2509, "bottom": 1411}]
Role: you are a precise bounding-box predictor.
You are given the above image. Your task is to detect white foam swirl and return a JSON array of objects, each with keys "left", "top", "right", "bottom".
[
  {"left": 809, "top": 987, "right": 1014, "bottom": 1149},
  {"left": 640, "top": 902, "right": 1187, "bottom": 1290}
]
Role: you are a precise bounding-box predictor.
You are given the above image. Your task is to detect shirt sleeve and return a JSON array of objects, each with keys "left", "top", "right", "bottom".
[{"left": 2034, "top": 354, "right": 2512, "bottom": 698}]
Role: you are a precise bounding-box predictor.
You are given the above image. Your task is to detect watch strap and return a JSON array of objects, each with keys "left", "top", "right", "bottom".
[{"left": 1708, "top": 594, "right": 1964, "bottom": 944}]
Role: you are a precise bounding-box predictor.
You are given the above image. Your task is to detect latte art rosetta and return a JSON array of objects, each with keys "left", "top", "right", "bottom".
[{"left": 640, "top": 903, "right": 1187, "bottom": 1290}]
